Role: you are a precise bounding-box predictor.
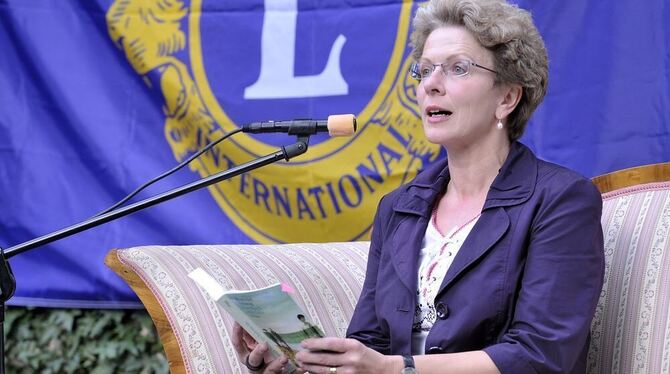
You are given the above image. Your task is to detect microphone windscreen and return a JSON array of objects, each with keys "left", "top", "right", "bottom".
[{"left": 326, "top": 114, "right": 357, "bottom": 137}]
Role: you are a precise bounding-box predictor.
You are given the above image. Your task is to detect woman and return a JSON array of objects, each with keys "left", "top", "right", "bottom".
[{"left": 235, "top": 0, "right": 605, "bottom": 373}]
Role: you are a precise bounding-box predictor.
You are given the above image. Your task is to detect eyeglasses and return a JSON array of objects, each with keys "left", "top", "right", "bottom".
[{"left": 409, "top": 59, "right": 498, "bottom": 82}]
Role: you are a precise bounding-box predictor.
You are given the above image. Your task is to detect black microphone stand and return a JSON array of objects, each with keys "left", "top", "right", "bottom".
[{"left": 0, "top": 136, "right": 311, "bottom": 374}]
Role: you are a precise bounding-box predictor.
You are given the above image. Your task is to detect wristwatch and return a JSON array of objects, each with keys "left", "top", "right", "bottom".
[{"left": 401, "top": 355, "right": 417, "bottom": 374}]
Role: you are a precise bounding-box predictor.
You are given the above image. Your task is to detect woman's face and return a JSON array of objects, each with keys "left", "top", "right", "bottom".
[{"left": 417, "top": 26, "right": 506, "bottom": 150}]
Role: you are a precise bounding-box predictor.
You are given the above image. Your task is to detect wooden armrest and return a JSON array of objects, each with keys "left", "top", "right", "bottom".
[
  {"left": 105, "top": 250, "right": 186, "bottom": 374},
  {"left": 592, "top": 162, "right": 670, "bottom": 193}
]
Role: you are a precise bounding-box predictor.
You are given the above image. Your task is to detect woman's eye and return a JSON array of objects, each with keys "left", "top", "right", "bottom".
[
  {"left": 420, "top": 66, "right": 432, "bottom": 77},
  {"left": 451, "top": 62, "right": 468, "bottom": 75}
]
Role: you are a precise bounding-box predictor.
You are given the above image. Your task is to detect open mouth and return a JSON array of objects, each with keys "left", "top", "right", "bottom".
[{"left": 426, "top": 108, "right": 453, "bottom": 118}]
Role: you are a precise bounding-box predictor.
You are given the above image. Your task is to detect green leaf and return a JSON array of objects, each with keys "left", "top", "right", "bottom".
[{"left": 5, "top": 307, "right": 168, "bottom": 373}]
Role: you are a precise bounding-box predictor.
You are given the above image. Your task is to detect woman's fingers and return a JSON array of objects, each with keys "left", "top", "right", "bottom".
[
  {"left": 232, "top": 323, "right": 247, "bottom": 355},
  {"left": 296, "top": 343, "right": 345, "bottom": 374},
  {"left": 233, "top": 322, "right": 259, "bottom": 353},
  {"left": 296, "top": 362, "right": 339, "bottom": 374},
  {"left": 264, "top": 355, "right": 288, "bottom": 373},
  {"left": 300, "top": 337, "right": 349, "bottom": 353},
  {"left": 247, "top": 341, "right": 268, "bottom": 368},
  {"left": 242, "top": 330, "right": 258, "bottom": 349},
  {"left": 296, "top": 338, "right": 381, "bottom": 373},
  {"left": 296, "top": 350, "right": 343, "bottom": 368}
]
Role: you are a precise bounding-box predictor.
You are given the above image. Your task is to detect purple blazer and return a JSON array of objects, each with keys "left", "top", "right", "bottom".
[{"left": 346, "top": 142, "right": 605, "bottom": 374}]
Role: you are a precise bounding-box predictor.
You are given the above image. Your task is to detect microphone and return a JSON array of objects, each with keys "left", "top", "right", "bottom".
[{"left": 241, "top": 114, "right": 357, "bottom": 137}]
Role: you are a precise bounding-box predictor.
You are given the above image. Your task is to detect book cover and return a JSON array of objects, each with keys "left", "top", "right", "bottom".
[{"left": 188, "top": 268, "right": 324, "bottom": 372}]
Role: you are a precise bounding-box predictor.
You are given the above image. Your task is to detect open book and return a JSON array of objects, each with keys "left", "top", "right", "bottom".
[{"left": 188, "top": 268, "right": 325, "bottom": 372}]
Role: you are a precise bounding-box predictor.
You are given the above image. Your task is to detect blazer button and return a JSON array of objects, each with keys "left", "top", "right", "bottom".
[
  {"left": 435, "top": 302, "right": 449, "bottom": 319},
  {"left": 427, "top": 346, "right": 444, "bottom": 354}
]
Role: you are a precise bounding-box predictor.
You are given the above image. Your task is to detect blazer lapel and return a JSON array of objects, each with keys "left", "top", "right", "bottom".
[
  {"left": 437, "top": 207, "right": 510, "bottom": 295},
  {"left": 435, "top": 142, "right": 538, "bottom": 296},
  {"left": 390, "top": 161, "right": 451, "bottom": 294},
  {"left": 391, "top": 215, "right": 430, "bottom": 293},
  {"left": 387, "top": 142, "right": 538, "bottom": 297}
]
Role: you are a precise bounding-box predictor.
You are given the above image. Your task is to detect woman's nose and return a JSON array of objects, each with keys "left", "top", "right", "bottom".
[{"left": 421, "top": 68, "right": 446, "bottom": 95}]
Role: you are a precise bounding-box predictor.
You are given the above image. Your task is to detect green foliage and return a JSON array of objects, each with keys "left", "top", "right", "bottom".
[{"left": 4, "top": 307, "right": 168, "bottom": 373}]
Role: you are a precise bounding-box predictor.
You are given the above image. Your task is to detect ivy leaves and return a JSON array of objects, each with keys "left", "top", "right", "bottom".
[{"left": 4, "top": 308, "right": 167, "bottom": 373}]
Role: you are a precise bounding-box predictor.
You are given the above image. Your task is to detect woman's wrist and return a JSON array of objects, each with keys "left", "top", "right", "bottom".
[{"left": 385, "top": 355, "right": 405, "bottom": 373}]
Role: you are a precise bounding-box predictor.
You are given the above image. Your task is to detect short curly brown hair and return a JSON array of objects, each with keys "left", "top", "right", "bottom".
[{"left": 410, "top": 0, "right": 549, "bottom": 140}]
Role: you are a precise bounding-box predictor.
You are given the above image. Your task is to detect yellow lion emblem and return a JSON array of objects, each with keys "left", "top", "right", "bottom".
[
  {"left": 107, "top": 0, "right": 216, "bottom": 163},
  {"left": 106, "top": 0, "right": 440, "bottom": 165},
  {"left": 105, "top": 0, "right": 442, "bottom": 242}
]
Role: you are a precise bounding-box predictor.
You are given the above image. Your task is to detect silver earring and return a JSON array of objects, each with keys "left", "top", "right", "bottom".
[{"left": 496, "top": 120, "right": 504, "bottom": 130}]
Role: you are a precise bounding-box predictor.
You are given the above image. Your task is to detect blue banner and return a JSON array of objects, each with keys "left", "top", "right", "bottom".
[{"left": 0, "top": 0, "right": 668, "bottom": 308}]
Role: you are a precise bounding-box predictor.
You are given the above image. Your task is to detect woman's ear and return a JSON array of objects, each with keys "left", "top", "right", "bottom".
[{"left": 496, "top": 84, "right": 523, "bottom": 119}]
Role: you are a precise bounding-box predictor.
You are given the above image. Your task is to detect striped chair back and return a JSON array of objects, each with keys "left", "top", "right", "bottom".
[
  {"left": 106, "top": 241, "right": 369, "bottom": 374},
  {"left": 588, "top": 163, "right": 670, "bottom": 373}
]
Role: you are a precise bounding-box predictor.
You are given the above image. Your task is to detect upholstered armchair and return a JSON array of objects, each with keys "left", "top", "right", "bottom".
[
  {"left": 106, "top": 162, "right": 670, "bottom": 374},
  {"left": 588, "top": 162, "right": 670, "bottom": 373}
]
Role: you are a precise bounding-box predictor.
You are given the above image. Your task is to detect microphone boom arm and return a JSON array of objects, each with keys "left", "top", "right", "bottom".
[
  {"left": 0, "top": 134, "right": 313, "bottom": 374},
  {"left": 3, "top": 137, "right": 310, "bottom": 260}
]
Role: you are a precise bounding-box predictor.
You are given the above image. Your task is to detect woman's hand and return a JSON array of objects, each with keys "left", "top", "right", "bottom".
[
  {"left": 295, "top": 337, "right": 394, "bottom": 374},
  {"left": 231, "top": 322, "right": 289, "bottom": 373}
]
